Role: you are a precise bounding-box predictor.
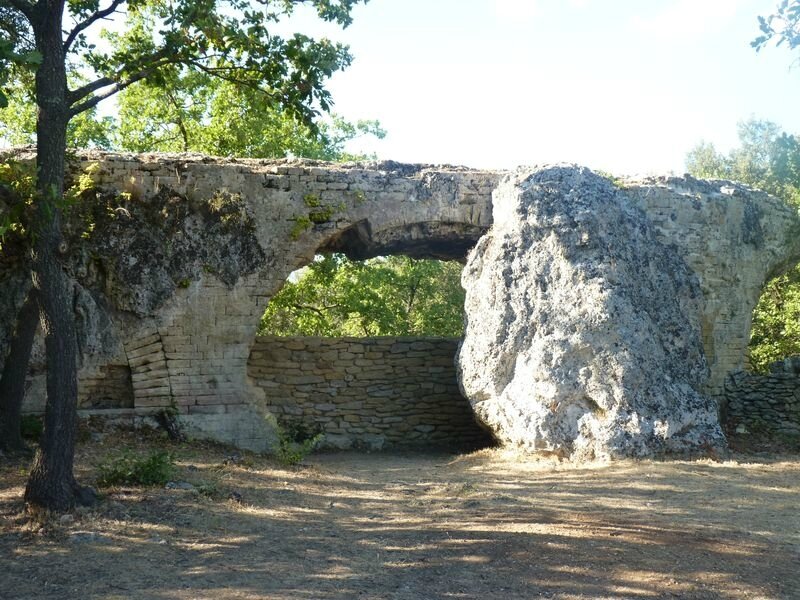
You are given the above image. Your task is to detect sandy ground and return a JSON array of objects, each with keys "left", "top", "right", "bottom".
[{"left": 1, "top": 431, "right": 799, "bottom": 600}]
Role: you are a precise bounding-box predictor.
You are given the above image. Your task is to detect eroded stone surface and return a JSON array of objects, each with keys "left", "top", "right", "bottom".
[{"left": 458, "top": 166, "right": 726, "bottom": 458}]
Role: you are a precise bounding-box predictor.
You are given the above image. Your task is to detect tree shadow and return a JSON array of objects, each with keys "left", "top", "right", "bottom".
[{"left": 1, "top": 447, "right": 799, "bottom": 599}]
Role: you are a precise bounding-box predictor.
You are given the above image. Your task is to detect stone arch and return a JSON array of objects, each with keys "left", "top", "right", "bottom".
[
  {"left": 244, "top": 217, "right": 495, "bottom": 451},
  {"left": 6, "top": 151, "right": 800, "bottom": 453},
  {"left": 621, "top": 177, "right": 800, "bottom": 405},
  {"left": 319, "top": 219, "right": 487, "bottom": 261},
  {"left": 98, "top": 158, "right": 502, "bottom": 451}
]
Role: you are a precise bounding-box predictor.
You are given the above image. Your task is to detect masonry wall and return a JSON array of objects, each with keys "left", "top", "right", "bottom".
[
  {"left": 23, "top": 363, "right": 134, "bottom": 414},
  {"left": 725, "top": 360, "right": 800, "bottom": 437},
  {"left": 248, "top": 336, "right": 492, "bottom": 450},
  {"left": 625, "top": 180, "right": 800, "bottom": 399}
]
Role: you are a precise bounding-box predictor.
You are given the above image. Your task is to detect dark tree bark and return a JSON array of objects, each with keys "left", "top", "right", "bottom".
[
  {"left": 23, "top": 0, "right": 94, "bottom": 511},
  {"left": 0, "top": 290, "right": 38, "bottom": 455}
]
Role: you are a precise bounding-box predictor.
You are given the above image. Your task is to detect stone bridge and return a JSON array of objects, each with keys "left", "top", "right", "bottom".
[{"left": 5, "top": 151, "right": 800, "bottom": 452}]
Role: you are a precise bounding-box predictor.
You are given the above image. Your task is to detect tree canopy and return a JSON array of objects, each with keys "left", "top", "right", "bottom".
[
  {"left": 0, "top": 0, "right": 370, "bottom": 512},
  {"left": 114, "top": 70, "right": 384, "bottom": 158},
  {"left": 0, "top": 3, "right": 384, "bottom": 159},
  {"left": 260, "top": 254, "right": 465, "bottom": 338},
  {"left": 686, "top": 119, "right": 800, "bottom": 205}
]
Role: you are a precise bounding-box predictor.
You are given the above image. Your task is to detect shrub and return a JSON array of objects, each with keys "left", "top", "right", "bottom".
[
  {"left": 274, "top": 419, "right": 323, "bottom": 466},
  {"left": 97, "top": 450, "right": 174, "bottom": 486},
  {"left": 20, "top": 415, "right": 43, "bottom": 440}
]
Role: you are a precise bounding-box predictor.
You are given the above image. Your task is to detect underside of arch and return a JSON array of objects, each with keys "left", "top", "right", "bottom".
[{"left": 318, "top": 220, "right": 488, "bottom": 262}]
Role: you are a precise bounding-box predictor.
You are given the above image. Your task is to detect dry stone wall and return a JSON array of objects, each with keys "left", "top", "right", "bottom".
[
  {"left": 249, "top": 336, "right": 491, "bottom": 450},
  {"left": 725, "top": 359, "right": 800, "bottom": 437}
]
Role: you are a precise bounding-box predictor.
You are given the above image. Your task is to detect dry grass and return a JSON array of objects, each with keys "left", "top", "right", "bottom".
[{"left": 1, "top": 427, "right": 799, "bottom": 599}]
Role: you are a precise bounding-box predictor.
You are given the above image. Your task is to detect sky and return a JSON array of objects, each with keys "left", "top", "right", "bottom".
[{"left": 278, "top": 0, "right": 800, "bottom": 175}]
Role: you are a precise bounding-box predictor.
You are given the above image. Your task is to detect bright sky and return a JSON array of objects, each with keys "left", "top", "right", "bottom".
[{"left": 283, "top": 0, "right": 800, "bottom": 175}]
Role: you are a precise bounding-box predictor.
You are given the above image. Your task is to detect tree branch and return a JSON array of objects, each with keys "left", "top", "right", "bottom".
[
  {"left": 163, "top": 87, "right": 189, "bottom": 151},
  {"left": 67, "top": 45, "right": 178, "bottom": 105},
  {"left": 63, "top": 0, "right": 126, "bottom": 53},
  {"left": 68, "top": 69, "right": 154, "bottom": 116},
  {"left": 6, "top": 0, "right": 34, "bottom": 18},
  {"left": 185, "top": 59, "right": 282, "bottom": 100},
  {"left": 67, "top": 76, "right": 115, "bottom": 105},
  {"left": 290, "top": 303, "right": 339, "bottom": 316},
  {"left": 67, "top": 52, "right": 183, "bottom": 116}
]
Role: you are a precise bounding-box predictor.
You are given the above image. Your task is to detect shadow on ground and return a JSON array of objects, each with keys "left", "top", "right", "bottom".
[{"left": 1, "top": 436, "right": 799, "bottom": 600}]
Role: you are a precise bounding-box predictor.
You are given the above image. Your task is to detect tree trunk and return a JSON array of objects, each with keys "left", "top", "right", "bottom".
[
  {"left": 0, "top": 290, "right": 38, "bottom": 455},
  {"left": 24, "top": 1, "right": 93, "bottom": 512}
]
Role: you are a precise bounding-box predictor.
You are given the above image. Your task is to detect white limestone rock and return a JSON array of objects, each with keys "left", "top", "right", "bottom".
[{"left": 457, "top": 165, "right": 726, "bottom": 459}]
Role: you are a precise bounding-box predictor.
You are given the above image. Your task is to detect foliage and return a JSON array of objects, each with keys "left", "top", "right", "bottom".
[
  {"left": 0, "top": 7, "right": 36, "bottom": 109},
  {"left": 685, "top": 119, "right": 800, "bottom": 205},
  {"left": 44, "top": 0, "right": 365, "bottom": 126},
  {"left": 0, "top": 158, "right": 107, "bottom": 250},
  {"left": 749, "top": 265, "right": 800, "bottom": 371},
  {"left": 686, "top": 119, "right": 800, "bottom": 372},
  {"left": 96, "top": 450, "right": 175, "bottom": 487},
  {"left": 753, "top": 0, "right": 800, "bottom": 54},
  {"left": 0, "top": 75, "right": 115, "bottom": 148},
  {"left": 115, "top": 60, "right": 385, "bottom": 159},
  {"left": 19, "top": 414, "right": 42, "bottom": 440},
  {"left": 1, "top": 4, "right": 382, "bottom": 158},
  {"left": 0, "top": 159, "right": 35, "bottom": 244},
  {"left": 155, "top": 405, "right": 187, "bottom": 442},
  {"left": 274, "top": 418, "right": 323, "bottom": 466},
  {"left": 260, "top": 254, "right": 465, "bottom": 337}
]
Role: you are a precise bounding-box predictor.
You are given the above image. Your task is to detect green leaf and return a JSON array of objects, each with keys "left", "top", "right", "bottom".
[{"left": 18, "top": 50, "right": 42, "bottom": 65}]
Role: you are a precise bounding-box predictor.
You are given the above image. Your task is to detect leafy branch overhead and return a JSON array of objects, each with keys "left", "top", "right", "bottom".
[
  {"left": 260, "top": 254, "right": 465, "bottom": 338},
  {"left": 753, "top": 0, "right": 800, "bottom": 53},
  {"left": 2, "top": 0, "right": 369, "bottom": 126}
]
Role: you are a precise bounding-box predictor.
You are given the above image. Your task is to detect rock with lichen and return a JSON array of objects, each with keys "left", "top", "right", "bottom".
[{"left": 457, "top": 165, "right": 726, "bottom": 459}]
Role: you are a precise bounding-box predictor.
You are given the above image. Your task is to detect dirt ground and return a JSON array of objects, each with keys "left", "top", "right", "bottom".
[{"left": 1, "top": 429, "right": 799, "bottom": 600}]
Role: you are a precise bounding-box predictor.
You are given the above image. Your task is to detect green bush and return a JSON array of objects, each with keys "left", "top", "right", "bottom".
[
  {"left": 20, "top": 415, "right": 43, "bottom": 440},
  {"left": 97, "top": 450, "right": 174, "bottom": 486},
  {"left": 274, "top": 419, "right": 322, "bottom": 466}
]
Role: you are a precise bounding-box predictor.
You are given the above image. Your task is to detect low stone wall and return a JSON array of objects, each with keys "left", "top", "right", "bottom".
[
  {"left": 23, "top": 363, "right": 134, "bottom": 414},
  {"left": 248, "top": 336, "right": 492, "bottom": 450},
  {"left": 725, "top": 360, "right": 800, "bottom": 437}
]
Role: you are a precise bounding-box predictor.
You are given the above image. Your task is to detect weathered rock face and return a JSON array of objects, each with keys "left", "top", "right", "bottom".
[{"left": 458, "top": 166, "right": 727, "bottom": 458}]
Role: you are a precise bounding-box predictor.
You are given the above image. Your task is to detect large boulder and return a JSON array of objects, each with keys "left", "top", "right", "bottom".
[{"left": 457, "top": 166, "right": 726, "bottom": 459}]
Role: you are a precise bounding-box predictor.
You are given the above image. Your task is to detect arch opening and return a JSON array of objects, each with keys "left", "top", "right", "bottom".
[
  {"left": 318, "top": 219, "right": 487, "bottom": 262},
  {"left": 724, "top": 263, "right": 800, "bottom": 440},
  {"left": 247, "top": 247, "right": 495, "bottom": 453}
]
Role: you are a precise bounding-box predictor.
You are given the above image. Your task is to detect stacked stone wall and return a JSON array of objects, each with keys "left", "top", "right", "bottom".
[
  {"left": 22, "top": 363, "right": 134, "bottom": 414},
  {"left": 248, "top": 336, "right": 491, "bottom": 450},
  {"left": 725, "top": 362, "right": 800, "bottom": 437},
  {"left": 77, "top": 364, "right": 134, "bottom": 410}
]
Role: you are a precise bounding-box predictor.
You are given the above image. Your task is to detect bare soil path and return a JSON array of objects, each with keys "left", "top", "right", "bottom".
[{"left": 1, "top": 431, "right": 799, "bottom": 599}]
